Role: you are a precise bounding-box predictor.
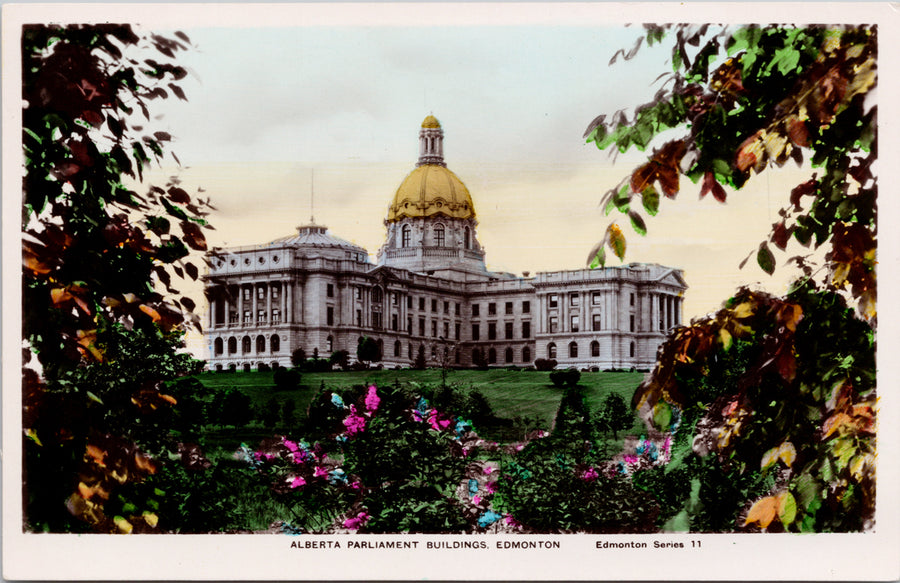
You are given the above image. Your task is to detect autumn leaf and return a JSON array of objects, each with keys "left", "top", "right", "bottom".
[
  {"left": 606, "top": 223, "right": 627, "bottom": 260},
  {"left": 745, "top": 495, "right": 779, "bottom": 528},
  {"left": 700, "top": 171, "right": 727, "bottom": 202}
]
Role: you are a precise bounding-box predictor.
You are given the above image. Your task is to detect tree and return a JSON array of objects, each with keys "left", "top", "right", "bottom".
[
  {"left": 586, "top": 24, "right": 876, "bottom": 320},
  {"left": 273, "top": 367, "right": 301, "bottom": 391},
  {"left": 260, "top": 397, "right": 281, "bottom": 428},
  {"left": 587, "top": 24, "right": 878, "bottom": 533},
  {"left": 21, "top": 24, "right": 210, "bottom": 532},
  {"left": 414, "top": 345, "right": 427, "bottom": 370},
  {"left": 281, "top": 398, "right": 297, "bottom": 432},
  {"left": 329, "top": 349, "right": 350, "bottom": 370},
  {"left": 595, "top": 392, "right": 632, "bottom": 440},
  {"left": 550, "top": 368, "right": 580, "bottom": 389},
  {"left": 357, "top": 336, "right": 382, "bottom": 369},
  {"left": 291, "top": 348, "right": 307, "bottom": 368}
]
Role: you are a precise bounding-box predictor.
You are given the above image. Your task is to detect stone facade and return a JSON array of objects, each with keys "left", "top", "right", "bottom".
[{"left": 203, "top": 117, "right": 687, "bottom": 371}]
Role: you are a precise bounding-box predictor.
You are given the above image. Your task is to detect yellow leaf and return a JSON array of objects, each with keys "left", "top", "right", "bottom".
[
  {"left": 718, "top": 328, "right": 733, "bottom": 350},
  {"left": 777, "top": 491, "right": 797, "bottom": 525},
  {"left": 114, "top": 516, "right": 133, "bottom": 534},
  {"left": 25, "top": 428, "right": 42, "bottom": 446},
  {"left": 731, "top": 302, "right": 755, "bottom": 319},
  {"left": 778, "top": 442, "right": 797, "bottom": 468},
  {"left": 849, "top": 453, "right": 874, "bottom": 481},
  {"left": 142, "top": 512, "right": 159, "bottom": 528},
  {"left": 831, "top": 262, "right": 851, "bottom": 287},
  {"left": 745, "top": 495, "right": 779, "bottom": 528},
  {"left": 761, "top": 446, "right": 780, "bottom": 470}
]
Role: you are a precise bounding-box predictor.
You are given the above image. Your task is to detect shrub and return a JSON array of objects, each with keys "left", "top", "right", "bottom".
[
  {"left": 534, "top": 358, "right": 557, "bottom": 371},
  {"left": 549, "top": 368, "right": 580, "bottom": 388},
  {"left": 273, "top": 368, "right": 301, "bottom": 390}
]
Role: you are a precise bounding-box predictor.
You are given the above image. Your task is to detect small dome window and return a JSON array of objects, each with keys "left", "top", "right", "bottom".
[
  {"left": 258, "top": 257, "right": 265, "bottom": 264},
  {"left": 230, "top": 259, "right": 237, "bottom": 266},
  {"left": 244, "top": 257, "right": 251, "bottom": 265},
  {"left": 273, "top": 255, "right": 279, "bottom": 263}
]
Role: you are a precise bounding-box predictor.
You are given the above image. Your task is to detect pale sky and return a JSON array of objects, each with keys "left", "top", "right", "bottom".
[{"left": 141, "top": 20, "right": 820, "bottom": 350}]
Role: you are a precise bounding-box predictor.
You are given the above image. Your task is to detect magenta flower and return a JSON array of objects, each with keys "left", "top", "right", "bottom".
[
  {"left": 364, "top": 385, "right": 380, "bottom": 413},
  {"left": 473, "top": 495, "right": 482, "bottom": 505},
  {"left": 582, "top": 467, "right": 599, "bottom": 481},
  {"left": 485, "top": 481, "right": 498, "bottom": 494},
  {"left": 289, "top": 476, "right": 306, "bottom": 489},
  {"left": 313, "top": 466, "right": 328, "bottom": 478},
  {"left": 343, "top": 511, "right": 370, "bottom": 530},
  {"left": 483, "top": 465, "right": 495, "bottom": 475},
  {"left": 283, "top": 439, "right": 299, "bottom": 453},
  {"left": 349, "top": 480, "right": 362, "bottom": 490},
  {"left": 505, "top": 514, "right": 523, "bottom": 529},
  {"left": 623, "top": 454, "right": 639, "bottom": 465},
  {"left": 343, "top": 405, "right": 367, "bottom": 435},
  {"left": 428, "top": 410, "right": 452, "bottom": 431}
]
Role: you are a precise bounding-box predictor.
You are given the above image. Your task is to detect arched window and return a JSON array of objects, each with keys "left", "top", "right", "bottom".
[
  {"left": 591, "top": 340, "right": 600, "bottom": 358},
  {"left": 401, "top": 224, "right": 411, "bottom": 248},
  {"left": 548, "top": 343, "right": 557, "bottom": 359},
  {"left": 434, "top": 224, "right": 445, "bottom": 247},
  {"left": 215, "top": 364, "right": 223, "bottom": 372},
  {"left": 394, "top": 340, "right": 401, "bottom": 357},
  {"left": 214, "top": 337, "right": 224, "bottom": 355},
  {"left": 464, "top": 226, "right": 471, "bottom": 249},
  {"left": 271, "top": 362, "right": 280, "bottom": 370},
  {"left": 488, "top": 348, "right": 497, "bottom": 364},
  {"left": 505, "top": 347, "right": 514, "bottom": 363},
  {"left": 256, "top": 335, "right": 266, "bottom": 353},
  {"left": 569, "top": 341, "right": 578, "bottom": 358},
  {"left": 472, "top": 347, "right": 480, "bottom": 363},
  {"left": 431, "top": 345, "right": 437, "bottom": 359},
  {"left": 228, "top": 337, "right": 237, "bottom": 354},
  {"left": 228, "top": 363, "right": 236, "bottom": 372},
  {"left": 372, "top": 287, "right": 383, "bottom": 303},
  {"left": 243, "top": 363, "right": 251, "bottom": 373},
  {"left": 242, "top": 336, "right": 251, "bottom": 354},
  {"left": 327, "top": 335, "right": 334, "bottom": 353},
  {"left": 271, "top": 334, "right": 280, "bottom": 352},
  {"left": 630, "top": 341, "right": 636, "bottom": 358},
  {"left": 522, "top": 346, "right": 531, "bottom": 363}
]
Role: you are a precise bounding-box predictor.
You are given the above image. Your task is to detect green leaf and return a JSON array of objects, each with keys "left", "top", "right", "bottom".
[
  {"left": 588, "top": 246, "right": 606, "bottom": 269},
  {"left": 86, "top": 391, "right": 104, "bottom": 404},
  {"left": 607, "top": 223, "right": 627, "bottom": 260},
  {"left": 641, "top": 186, "right": 660, "bottom": 216},
  {"left": 757, "top": 243, "right": 776, "bottom": 275},
  {"left": 628, "top": 211, "right": 647, "bottom": 236},
  {"left": 778, "top": 491, "right": 797, "bottom": 525}
]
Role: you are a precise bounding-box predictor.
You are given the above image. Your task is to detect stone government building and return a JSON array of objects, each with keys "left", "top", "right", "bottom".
[{"left": 203, "top": 116, "right": 687, "bottom": 371}]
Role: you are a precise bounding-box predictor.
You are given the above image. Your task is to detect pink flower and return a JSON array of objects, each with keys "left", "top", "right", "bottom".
[
  {"left": 289, "top": 476, "right": 306, "bottom": 489},
  {"left": 505, "top": 514, "right": 522, "bottom": 528},
  {"left": 472, "top": 495, "right": 482, "bottom": 505},
  {"left": 343, "top": 405, "right": 367, "bottom": 435},
  {"left": 283, "top": 439, "right": 299, "bottom": 452},
  {"left": 349, "top": 481, "right": 362, "bottom": 490},
  {"left": 343, "top": 512, "right": 370, "bottom": 530},
  {"left": 663, "top": 435, "right": 673, "bottom": 454},
  {"left": 364, "top": 385, "right": 380, "bottom": 413},
  {"left": 313, "top": 466, "right": 328, "bottom": 478},
  {"left": 483, "top": 466, "right": 495, "bottom": 475},
  {"left": 582, "top": 467, "right": 599, "bottom": 481},
  {"left": 623, "top": 454, "right": 639, "bottom": 465},
  {"left": 485, "top": 481, "right": 498, "bottom": 494},
  {"left": 428, "top": 410, "right": 451, "bottom": 431}
]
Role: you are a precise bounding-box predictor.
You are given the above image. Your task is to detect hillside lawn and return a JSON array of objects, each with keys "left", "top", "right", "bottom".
[{"left": 194, "top": 368, "right": 647, "bottom": 451}]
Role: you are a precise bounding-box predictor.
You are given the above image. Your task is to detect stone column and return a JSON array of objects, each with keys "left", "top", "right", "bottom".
[
  {"left": 266, "top": 283, "right": 272, "bottom": 326},
  {"left": 286, "top": 281, "right": 293, "bottom": 324},
  {"left": 251, "top": 283, "right": 258, "bottom": 324}
]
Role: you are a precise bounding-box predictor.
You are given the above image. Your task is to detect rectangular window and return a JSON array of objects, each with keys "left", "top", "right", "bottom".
[
  {"left": 472, "top": 324, "right": 480, "bottom": 341},
  {"left": 571, "top": 315, "right": 579, "bottom": 332},
  {"left": 505, "top": 322, "right": 514, "bottom": 340},
  {"left": 258, "top": 310, "right": 266, "bottom": 322},
  {"left": 356, "top": 287, "right": 363, "bottom": 300},
  {"left": 327, "top": 306, "right": 334, "bottom": 326},
  {"left": 356, "top": 309, "right": 362, "bottom": 327},
  {"left": 549, "top": 316, "right": 558, "bottom": 333},
  {"left": 432, "top": 299, "right": 438, "bottom": 312},
  {"left": 392, "top": 314, "right": 399, "bottom": 331},
  {"left": 257, "top": 287, "right": 265, "bottom": 299},
  {"left": 272, "top": 286, "right": 280, "bottom": 299},
  {"left": 431, "top": 321, "right": 437, "bottom": 337},
  {"left": 407, "top": 316, "right": 413, "bottom": 334},
  {"left": 272, "top": 309, "right": 281, "bottom": 323},
  {"left": 444, "top": 322, "right": 450, "bottom": 339},
  {"left": 455, "top": 303, "right": 461, "bottom": 316},
  {"left": 243, "top": 310, "right": 251, "bottom": 323},
  {"left": 630, "top": 292, "right": 635, "bottom": 307},
  {"left": 522, "top": 321, "right": 531, "bottom": 338},
  {"left": 549, "top": 294, "right": 558, "bottom": 309},
  {"left": 419, "top": 317, "right": 426, "bottom": 336},
  {"left": 593, "top": 313, "right": 602, "bottom": 331},
  {"left": 592, "top": 292, "right": 602, "bottom": 305},
  {"left": 372, "top": 312, "right": 382, "bottom": 329},
  {"left": 419, "top": 297, "right": 425, "bottom": 311},
  {"left": 230, "top": 312, "right": 239, "bottom": 324},
  {"left": 243, "top": 288, "right": 251, "bottom": 301},
  {"left": 522, "top": 301, "right": 530, "bottom": 314},
  {"left": 444, "top": 301, "right": 449, "bottom": 313},
  {"left": 570, "top": 294, "right": 579, "bottom": 306},
  {"left": 393, "top": 293, "right": 399, "bottom": 305},
  {"left": 488, "top": 322, "right": 497, "bottom": 340},
  {"left": 455, "top": 322, "right": 461, "bottom": 340},
  {"left": 488, "top": 302, "right": 497, "bottom": 316},
  {"left": 407, "top": 296, "right": 412, "bottom": 308},
  {"left": 630, "top": 314, "right": 636, "bottom": 332},
  {"left": 472, "top": 304, "right": 480, "bottom": 317},
  {"left": 327, "top": 283, "right": 334, "bottom": 298},
  {"left": 505, "top": 301, "right": 513, "bottom": 315}
]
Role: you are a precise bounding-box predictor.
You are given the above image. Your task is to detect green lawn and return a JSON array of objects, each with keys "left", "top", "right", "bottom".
[{"left": 194, "top": 368, "right": 647, "bottom": 449}]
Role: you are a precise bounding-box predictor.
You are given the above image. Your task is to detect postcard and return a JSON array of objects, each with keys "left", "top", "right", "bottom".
[{"left": 3, "top": 2, "right": 899, "bottom": 580}]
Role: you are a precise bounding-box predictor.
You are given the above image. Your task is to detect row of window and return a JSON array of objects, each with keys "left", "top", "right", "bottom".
[
  {"left": 472, "top": 321, "right": 531, "bottom": 341},
  {"left": 471, "top": 300, "right": 530, "bottom": 317},
  {"left": 546, "top": 340, "right": 636, "bottom": 359},
  {"left": 546, "top": 291, "right": 636, "bottom": 309},
  {"left": 214, "top": 334, "right": 281, "bottom": 355},
  {"left": 399, "top": 224, "right": 472, "bottom": 249}
]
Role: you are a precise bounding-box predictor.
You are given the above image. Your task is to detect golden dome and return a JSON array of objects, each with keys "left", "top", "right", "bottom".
[
  {"left": 421, "top": 115, "right": 441, "bottom": 129},
  {"left": 386, "top": 164, "right": 475, "bottom": 222}
]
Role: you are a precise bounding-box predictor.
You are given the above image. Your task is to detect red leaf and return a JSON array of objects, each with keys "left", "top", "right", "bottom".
[
  {"left": 772, "top": 221, "right": 790, "bottom": 250},
  {"left": 790, "top": 178, "right": 818, "bottom": 211},
  {"left": 181, "top": 221, "right": 207, "bottom": 251},
  {"left": 701, "top": 172, "right": 727, "bottom": 202},
  {"left": 167, "top": 186, "right": 190, "bottom": 204},
  {"left": 786, "top": 117, "right": 809, "bottom": 148}
]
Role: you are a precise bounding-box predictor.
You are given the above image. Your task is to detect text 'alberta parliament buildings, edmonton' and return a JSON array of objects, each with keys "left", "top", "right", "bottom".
[{"left": 202, "top": 116, "right": 687, "bottom": 371}]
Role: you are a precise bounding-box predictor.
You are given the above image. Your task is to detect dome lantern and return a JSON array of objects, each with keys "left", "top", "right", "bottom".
[{"left": 417, "top": 115, "right": 445, "bottom": 167}]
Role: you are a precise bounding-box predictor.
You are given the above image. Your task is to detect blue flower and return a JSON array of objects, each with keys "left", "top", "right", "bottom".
[
  {"left": 331, "top": 393, "right": 345, "bottom": 408},
  {"left": 468, "top": 478, "right": 479, "bottom": 495},
  {"left": 477, "top": 510, "right": 502, "bottom": 528},
  {"left": 416, "top": 397, "right": 429, "bottom": 415},
  {"left": 455, "top": 419, "right": 470, "bottom": 436},
  {"left": 328, "top": 468, "right": 348, "bottom": 485}
]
